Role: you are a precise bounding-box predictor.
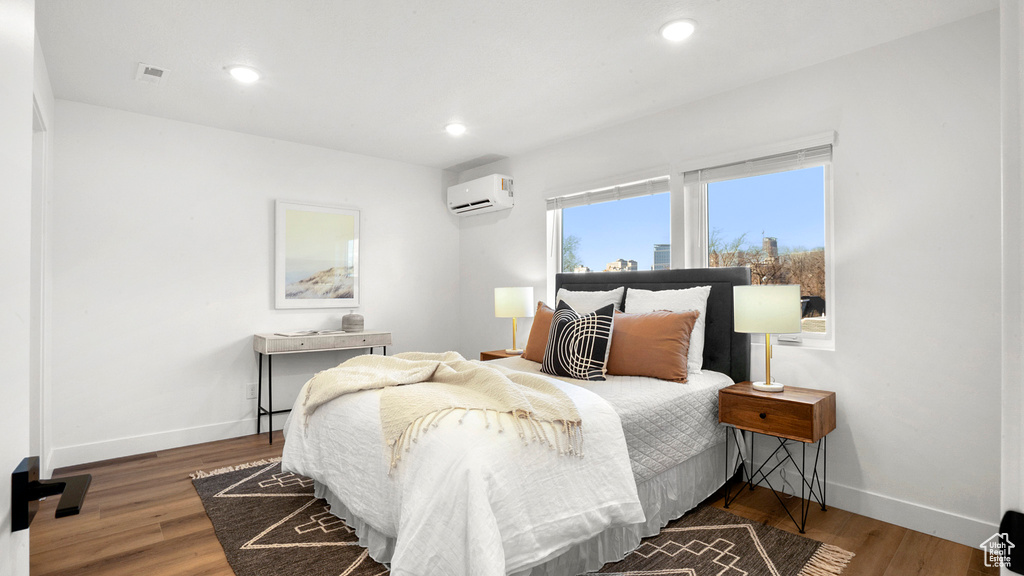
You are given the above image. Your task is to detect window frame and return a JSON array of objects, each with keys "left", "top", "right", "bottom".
[
  {"left": 544, "top": 133, "right": 836, "bottom": 350},
  {"left": 681, "top": 134, "right": 836, "bottom": 348},
  {"left": 544, "top": 172, "right": 672, "bottom": 303}
]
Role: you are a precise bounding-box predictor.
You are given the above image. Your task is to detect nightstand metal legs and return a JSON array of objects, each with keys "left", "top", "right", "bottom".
[
  {"left": 724, "top": 427, "right": 750, "bottom": 487},
  {"left": 723, "top": 429, "right": 827, "bottom": 534}
]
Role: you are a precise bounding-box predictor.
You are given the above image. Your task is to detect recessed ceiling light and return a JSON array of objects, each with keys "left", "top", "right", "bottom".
[
  {"left": 445, "top": 123, "right": 467, "bottom": 136},
  {"left": 660, "top": 19, "right": 696, "bottom": 42},
  {"left": 229, "top": 66, "right": 260, "bottom": 83}
]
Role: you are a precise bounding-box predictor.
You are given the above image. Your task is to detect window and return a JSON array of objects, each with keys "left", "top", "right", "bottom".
[
  {"left": 684, "top": 143, "right": 833, "bottom": 340},
  {"left": 544, "top": 136, "right": 834, "bottom": 345},
  {"left": 547, "top": 177, "right": 670, "bottom": 275}
]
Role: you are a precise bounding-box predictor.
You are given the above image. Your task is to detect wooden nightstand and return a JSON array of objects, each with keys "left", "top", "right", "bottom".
[
  {"left": 480, "top": 349, "right": 522, "bottom": 361},
  {"left": 719, "top": 381, "right": 836, "bottom": 533}
]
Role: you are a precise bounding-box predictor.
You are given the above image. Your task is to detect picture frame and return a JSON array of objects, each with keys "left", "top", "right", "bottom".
[{"left": 275, "top": 201, "right": 359, "bottom": 309}]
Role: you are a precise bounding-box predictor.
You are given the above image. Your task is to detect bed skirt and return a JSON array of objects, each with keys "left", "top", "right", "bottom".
[{"left": 315, "top": 441, "right": 728, "bottom": 576}]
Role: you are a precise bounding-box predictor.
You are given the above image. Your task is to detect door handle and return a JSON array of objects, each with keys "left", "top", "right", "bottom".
[{"left": 11, "top": 456, "right": 91, "bottom": 532}]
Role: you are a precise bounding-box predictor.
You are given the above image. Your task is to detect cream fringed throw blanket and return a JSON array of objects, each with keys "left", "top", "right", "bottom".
[{"left": 300, "top": 351, "right": 583, "bottom": 469}]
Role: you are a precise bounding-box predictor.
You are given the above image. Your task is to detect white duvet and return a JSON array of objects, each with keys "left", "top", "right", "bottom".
[
  {"left": 281, "top": 363, "right": 644, "bottom": 576},
  {"left": 491, "top": 357, "right": 733, "bottom": 482}
]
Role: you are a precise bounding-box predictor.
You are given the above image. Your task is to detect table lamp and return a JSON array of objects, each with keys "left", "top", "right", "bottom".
[
  {"left": 733, "top": 285, "right": 802, "bottom": 392},
  {"left": 494, "top": 287, "right": 535, "bottom": 354}
]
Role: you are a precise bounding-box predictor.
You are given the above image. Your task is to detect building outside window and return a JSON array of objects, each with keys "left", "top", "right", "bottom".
[
  {"left": 605, "top": 259, "right": 638, "bottom": 272},
  {"left": 652, "top": 244, "right": 671, "bottom": 270}
]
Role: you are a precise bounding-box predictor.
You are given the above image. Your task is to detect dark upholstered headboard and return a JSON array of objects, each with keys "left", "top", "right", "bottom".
[{"left": 555, "top": 267, "right": 751, "bottom": 383}]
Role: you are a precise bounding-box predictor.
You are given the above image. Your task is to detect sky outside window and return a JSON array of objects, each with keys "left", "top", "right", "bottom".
[
  {"left": 560, "top": 167, "right": 824, "bottom": 273},
  {"left": 561, "top": 192, "right": 670, "bottom": 271},
  {"left": 708, "top": 165, "right": 828, "bottom": 333},
  {"left": 707, "top": 166, "right": 825, "bottom": 252}
]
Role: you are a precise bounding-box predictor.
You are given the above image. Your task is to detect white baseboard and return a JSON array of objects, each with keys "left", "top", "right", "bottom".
[
  {"left": 749, "top": 467, "right": 997, "bottom": 549},
  {"left": 48, "top": 417, "right": 283, "bottom": 471},
  {"left": 824, "top": 480, "right": 997, "bottom": 549}
]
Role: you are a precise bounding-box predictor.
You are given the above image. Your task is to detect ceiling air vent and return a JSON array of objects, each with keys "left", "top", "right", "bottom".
[{"left": 135, "top": 63, "right": 169, "bottom": 86}]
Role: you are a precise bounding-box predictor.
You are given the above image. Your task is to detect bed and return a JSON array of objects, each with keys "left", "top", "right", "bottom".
[{"left": 281, "top": 267, "right": 751, "bottom": 576}]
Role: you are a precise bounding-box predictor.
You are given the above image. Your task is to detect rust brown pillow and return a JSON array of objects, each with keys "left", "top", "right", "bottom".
[
  {"left": 606, "top": 309, "right": 700, "bottom": 382},
  {"left": 522, "top": 301, "right": 555, "bottom": 363}
]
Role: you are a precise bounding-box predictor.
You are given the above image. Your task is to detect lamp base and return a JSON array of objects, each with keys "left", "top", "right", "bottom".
[
  {"left": 504, "top": 348, "right": 524, "bottom": 355},
  {"left": 752, "top": 381, "right": 785, "bottom": 393}
]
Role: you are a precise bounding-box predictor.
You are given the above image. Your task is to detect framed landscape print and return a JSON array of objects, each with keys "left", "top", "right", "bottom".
[{"left": 275, "top": 201, "right": 359, "bottom": 309}]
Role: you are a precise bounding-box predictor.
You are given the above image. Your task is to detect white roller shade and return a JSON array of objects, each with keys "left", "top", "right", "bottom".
[
  {"left": 683, "top": 144, "right": 832, "bottom": 185},
  {"left": 546, "top": 176, "right": 670, "bottom": 211}
]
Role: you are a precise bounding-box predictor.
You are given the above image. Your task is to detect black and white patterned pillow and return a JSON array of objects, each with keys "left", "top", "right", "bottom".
[{"left": 541, "top": 300, "right": 615, "bottom": 381}]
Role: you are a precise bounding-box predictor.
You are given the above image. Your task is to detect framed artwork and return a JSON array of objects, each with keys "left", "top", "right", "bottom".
[{"left": 275, "top": 201, "right": 359, "bottom": 309}]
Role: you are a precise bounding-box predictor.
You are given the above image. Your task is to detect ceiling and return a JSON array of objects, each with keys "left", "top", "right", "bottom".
[{"left": 36, "top": 0, "right": 996, "bottom": 171}]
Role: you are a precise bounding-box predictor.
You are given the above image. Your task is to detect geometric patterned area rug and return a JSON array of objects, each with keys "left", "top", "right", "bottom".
[
  {"left": 191, "top": 458, "right": 387, "bottom": 576},
  {"left": 591, "top": 505, "right": 854, "bottom": 575},
  {"left": 192, "top": 459, "right": 853, "bottom": 576}
]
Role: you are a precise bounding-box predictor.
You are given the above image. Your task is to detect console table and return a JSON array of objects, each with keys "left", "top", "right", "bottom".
[{"left": 253, "top": 330, "right": 392, "bottom": 444}]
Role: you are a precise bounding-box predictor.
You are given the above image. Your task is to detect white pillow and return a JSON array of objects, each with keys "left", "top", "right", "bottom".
[
  {"left": 624, "top": 286, "right": 712, "bottom": 374},
  {"left": 555, "top": 286, "right": 624, "bottom": 313}
]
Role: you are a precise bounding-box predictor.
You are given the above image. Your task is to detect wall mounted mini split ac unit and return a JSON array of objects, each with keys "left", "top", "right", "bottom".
[{"left": 447, "top": 174, "right": 514, "bottom": 216}]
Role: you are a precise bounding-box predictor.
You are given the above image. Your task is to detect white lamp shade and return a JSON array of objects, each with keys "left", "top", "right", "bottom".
[
  {"left": 733, "top": 285, "right": 802, "bottom": 334},
  {"left": 495, "top": 287, "right": 535, "bottom": 318}
]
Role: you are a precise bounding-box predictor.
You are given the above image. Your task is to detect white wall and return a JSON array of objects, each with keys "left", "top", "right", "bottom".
[
  {"left": 0, "top": 0, "right": 36, "bottom": 573},
  {"left": 457, "top": 11, "right": 1002, "bottom": 547},
  {"left": 1000, "top": 2, "right": 1024, "bottom": 570},
  {"left": 48, "top": 101, "right": 461, "bottom": 467}
]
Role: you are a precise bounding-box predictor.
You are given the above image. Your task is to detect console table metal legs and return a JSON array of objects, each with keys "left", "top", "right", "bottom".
[
  {"left": 723, "top": 429, "right": 827, "bottom": 533},
  {"left": 256, "top": 354, "right": 291, "bottom": 445},
  {"left": 256, "top": 346, "right": 387, "bottom": 444}
]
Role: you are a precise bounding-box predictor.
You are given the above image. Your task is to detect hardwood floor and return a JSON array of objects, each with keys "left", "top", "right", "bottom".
[
  {"left": 30, "top": 433, "right": 992, "bottom": 576},
  {"left": 31, "top": 432, "right": 284, "bottom": 576},
  {"left": 705, "top": 487, "right": 996, "bottom": 576}
]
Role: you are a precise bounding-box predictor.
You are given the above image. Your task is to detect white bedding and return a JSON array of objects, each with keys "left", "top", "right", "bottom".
[
  {"left": 490, "top": 356, "right": 733, "bottom": 482},
  {"left": 281, "top": 362, "right": 644, "bottom": 576}
]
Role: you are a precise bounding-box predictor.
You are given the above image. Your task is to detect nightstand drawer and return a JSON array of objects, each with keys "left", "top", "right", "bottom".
[
  {"left": 720, "top": 394, "right": 813, "bottom": 441},
  {"left": 719, "top": 383, "right": 836, "bottom": 443}
]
